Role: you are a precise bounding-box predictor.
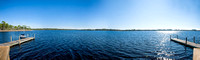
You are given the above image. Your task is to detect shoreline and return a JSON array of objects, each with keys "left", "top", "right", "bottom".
[
  {"left": 32, "top": 28, "right": 200, "bottom": 31},
  {"left": 32, "top": 29, "right": 200, "bottom": 31},
  {"left": 0, "top": 30, "right": 32, "bottom": 32},
  {"left": 0, "top": 29, "right": 200, "bottom": 32}
]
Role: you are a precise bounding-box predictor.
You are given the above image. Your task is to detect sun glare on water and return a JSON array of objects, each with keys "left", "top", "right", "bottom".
[{"left": 158, "top": 31, "right": 178, "bottom": 34}]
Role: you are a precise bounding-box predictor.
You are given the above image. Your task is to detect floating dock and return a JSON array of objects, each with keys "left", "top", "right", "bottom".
[
  {"left": 0, "top": 37, "right": 35, "bottom": 47},
  {"left": 171, "top": 38, "right": 200, "bottom": 48}
]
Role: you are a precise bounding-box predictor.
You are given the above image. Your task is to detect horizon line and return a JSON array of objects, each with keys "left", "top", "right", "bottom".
[{"left": 31, "top": 28, "right": 200, "bottom": 30}]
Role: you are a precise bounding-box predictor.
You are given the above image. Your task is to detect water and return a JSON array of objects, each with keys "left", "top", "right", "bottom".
[{"left": 0, "top": 30, "right": 199, "bottom": 60}]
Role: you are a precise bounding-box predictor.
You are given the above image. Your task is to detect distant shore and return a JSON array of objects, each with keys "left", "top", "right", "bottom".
[
  {"left": 0, "top": 30, "right": 32, "bottom": 32},
  {"left": 32, "top": 28, "right": 200, "bottom": 31}
]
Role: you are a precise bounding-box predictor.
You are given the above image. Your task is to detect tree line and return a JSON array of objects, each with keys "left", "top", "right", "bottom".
[{"left": 0, "top": 21, "right": 31, "bottom": 30}]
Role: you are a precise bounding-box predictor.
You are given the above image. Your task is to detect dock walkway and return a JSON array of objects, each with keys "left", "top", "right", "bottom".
[
  {"left": 193, "top": 48, "right": 200, "bottom": 60},
  {"left": 0, "top": 37, "right": 35, "bottom": 47},
  {"left": 0, "top": 46, "right": 10, "bottom": 60},
  {"left": 171, "top": 38, "right": 200, "bottom": 48}
]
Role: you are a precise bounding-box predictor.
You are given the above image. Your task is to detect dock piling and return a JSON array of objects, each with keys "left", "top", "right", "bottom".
[
  {"left": 10, "top": 36, "right": 12, "bottom": 42},
  {"left": 34, "top": 34, "right": 35, "bottom": 38},
  {"left": 194, "top": 36, "right": 196, "bottom": 43},
  {"left": 186, "top": 37, "right": 187, "bottom": 44},
  {"left": 170, "top": 35, "right": 171, "bottom": 40},
  {"left": 19, "top": 36, "right": 21, "bottom": 45},
  {"left": 177, "top": 35, "right": 178, "bottom": 39}
]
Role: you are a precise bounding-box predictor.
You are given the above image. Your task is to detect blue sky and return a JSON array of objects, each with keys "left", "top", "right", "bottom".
[{"left": 0, "top": 0, "right": 200, "bottom": 29}]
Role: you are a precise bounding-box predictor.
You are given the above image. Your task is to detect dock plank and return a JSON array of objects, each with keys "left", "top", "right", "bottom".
[
  {"left": 193, "top": 48, "right": 200, "bottom": 60},
  {"left": 0, "top": 46, "right": 10, "bottom": 60}
]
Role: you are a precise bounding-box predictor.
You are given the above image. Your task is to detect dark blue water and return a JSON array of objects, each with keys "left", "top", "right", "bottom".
[{"left": 0, "top": 30, "right": 199, "bottom": 60}]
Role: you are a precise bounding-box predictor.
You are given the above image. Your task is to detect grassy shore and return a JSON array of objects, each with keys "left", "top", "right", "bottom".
[{"left": 0, "top": 30, "right": 32, "bottom": 32}]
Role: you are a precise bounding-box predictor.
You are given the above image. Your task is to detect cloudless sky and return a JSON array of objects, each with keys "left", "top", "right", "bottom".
[{"left": 0, "top": 0, "right": 200, "bottom": 29}]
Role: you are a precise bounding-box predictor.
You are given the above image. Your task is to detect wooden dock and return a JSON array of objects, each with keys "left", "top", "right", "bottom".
[
  {"left": 0, "top": 37, "right": 35, "bottom": 47},
  {"left": 171, "top": 37, "right": 200, "bottom": 60},
  {"left": 171, "top": 38, "right": 200, "bottom": 48},
  {"left": 0, "top": 37, "right": 35, "bottom": 60}
]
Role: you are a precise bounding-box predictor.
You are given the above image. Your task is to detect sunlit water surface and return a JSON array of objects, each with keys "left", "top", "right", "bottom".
[{"left": 0, "top": 30, "right": 199, "bottom": 60}]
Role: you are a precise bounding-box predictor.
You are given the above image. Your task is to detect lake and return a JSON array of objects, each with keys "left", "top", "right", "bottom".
[{"left": 0, "top": 30, "right": 199, "bottom": 60}]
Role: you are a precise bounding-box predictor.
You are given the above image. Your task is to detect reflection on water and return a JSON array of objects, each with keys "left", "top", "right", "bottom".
[
  {"left": 0, "top": 30, "right": 196, "bottom": 59},
  {"left": 157, "top": 31, "right": 178, "bottom": 34}
]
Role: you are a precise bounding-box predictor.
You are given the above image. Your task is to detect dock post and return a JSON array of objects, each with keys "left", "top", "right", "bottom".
[
  {"left": 177, "top": 35, "right": 178, "bottom": 39},
  {"left": 170, "top": 35, "right": 171, "bottom": 40},
  {"left": 10, "top": 36, "right": 12, "bottom": 42},
  {"left": 19, "top": 36, "right": 21, "bottom": 45},
  {"left": 194, "top": 36, "right": 195, "bottom": 43},
  {"left": 34, "top": 34, "right": 35, "bottom": 38},
  {"left": 186, "top": 37, "right": 187, "bottom": 44}
]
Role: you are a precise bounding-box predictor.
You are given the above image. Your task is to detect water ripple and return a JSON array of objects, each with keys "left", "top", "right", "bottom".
[{"left": 4, "top": 30, "right": 195, "bottom": 59}]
